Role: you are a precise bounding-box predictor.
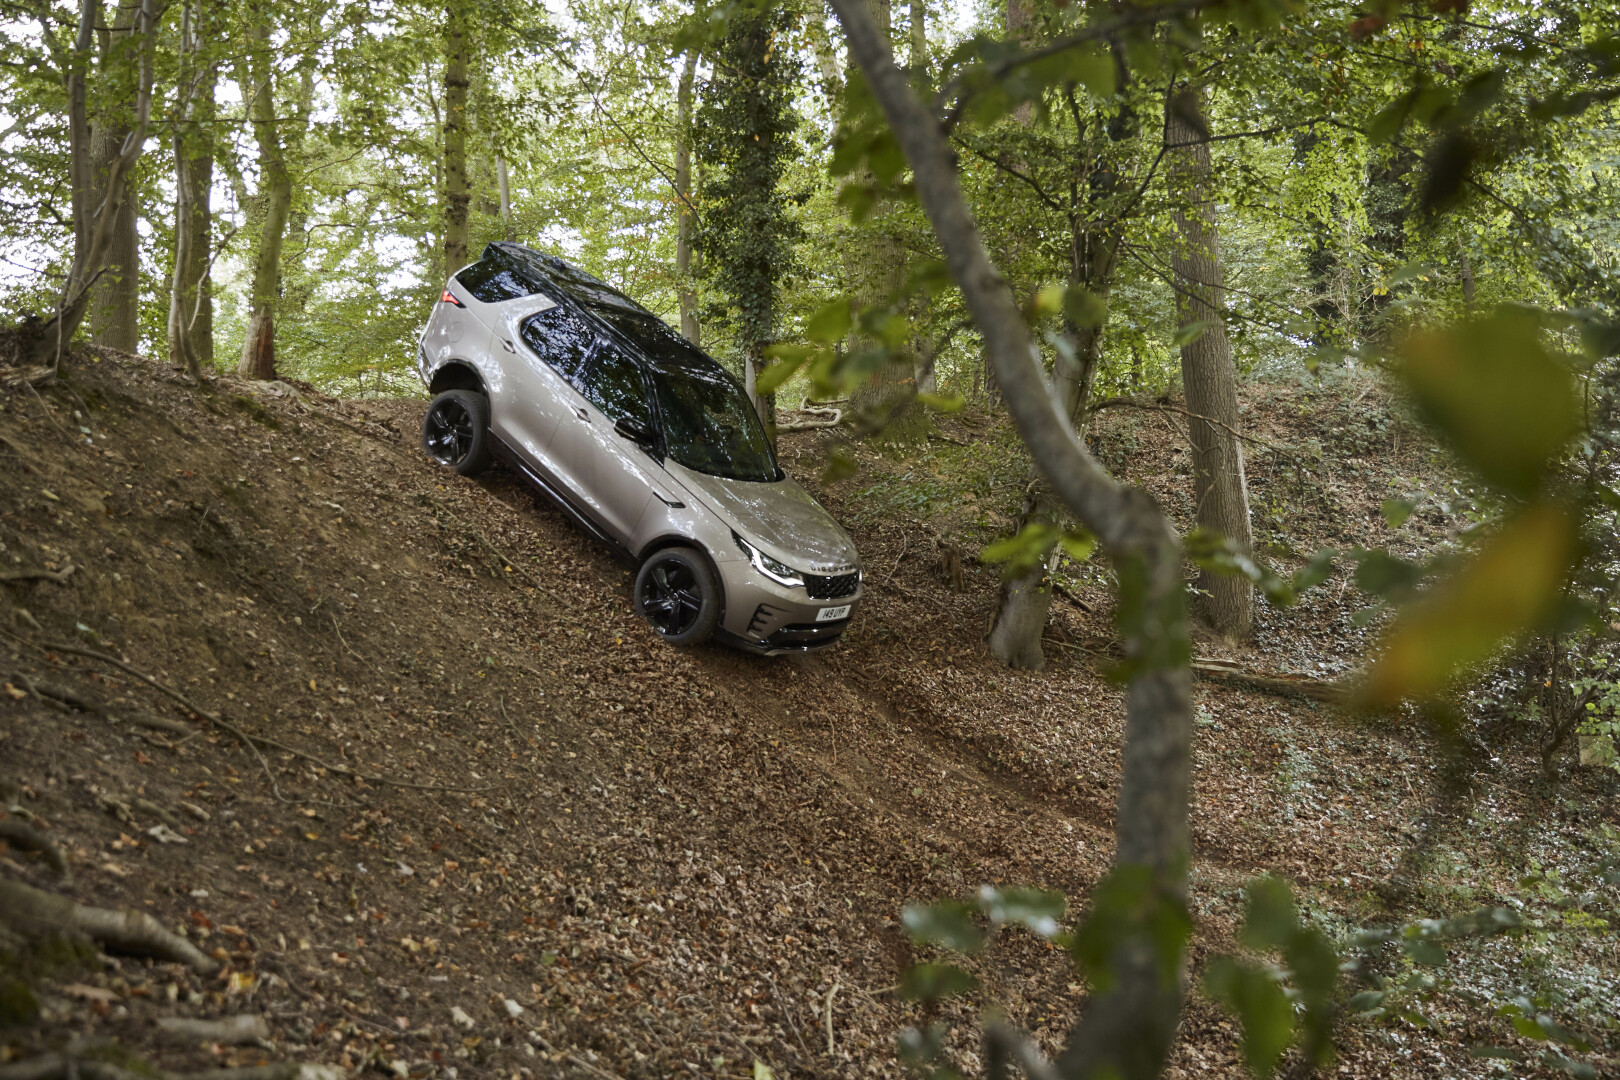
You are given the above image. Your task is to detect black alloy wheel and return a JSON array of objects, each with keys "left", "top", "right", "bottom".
[
  {"left": 634, "top": 547, "right": 719, "bottom": 646},
  {"left": 421, "top": 389, "right": 491, "bottom": 476}
]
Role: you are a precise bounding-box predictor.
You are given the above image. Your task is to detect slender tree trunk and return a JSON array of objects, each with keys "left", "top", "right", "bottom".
[
  {"left": 237, "top": 6, "right": 293, "bottom": 381},
  {"left": 990, "top": 87, "right": 1131, "bottom": 669},
  {"left": 442, "top": 0, "right": 471, "bottom": 281},
  {"left": 1166, "top": 86, "right": 1253, "bottom": 640},
  {"left": 842, "top": 0, "right": 929, "bottom": 442},
  {"left": 906, "top": 0, "right": 933, "bottom": 397},
  {"left": 827, "top": 8, "right": 1194, "bottom": 1075},
  {"left": 675, "top": 50, "right": 700, "bottom": 346},
  {"left": 908, "top": 0, "right": 926, "bottom": 69},
  {"left": 28, "top": 0, "right": 157, "bottom": 369},
  {"left": 88, "top": 0, "right": 142, "bottom": 353},
  {"left": 167, "top": 0, "right": 212, "bottom": 377},
  {"left": 186, "top": 62, "right": 215, "bottom": 368},
  {"left": 495, "top": 154, "right": 514, "bottom": 241}
]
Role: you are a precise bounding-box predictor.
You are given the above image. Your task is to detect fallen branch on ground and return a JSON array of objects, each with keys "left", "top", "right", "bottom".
[
  {"left": 1191, "top": 658, "right": 1347, "bottom": 703},
  {"left": 0, "top": 878, "right": 218, "bottom": 973},
  {"left": 17, "top": 673, "right": 191, "bottom": 735}
]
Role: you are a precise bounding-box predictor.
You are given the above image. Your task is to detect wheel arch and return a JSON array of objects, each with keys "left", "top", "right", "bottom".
[
  {"left": 428, "top": 361, "right": 487, "bottom": 397},
  {"left": 636, "top": 536, "right": 726, "bottom": 625}
]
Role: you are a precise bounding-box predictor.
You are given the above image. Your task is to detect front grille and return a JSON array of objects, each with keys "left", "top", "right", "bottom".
[{"left": 805, "top": 571, "right": 859, "bottom": 600}]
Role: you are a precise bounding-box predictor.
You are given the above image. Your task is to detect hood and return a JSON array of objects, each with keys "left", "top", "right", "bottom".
[{"left": 666, "top": 463, "right": 860, "bottom": 573}]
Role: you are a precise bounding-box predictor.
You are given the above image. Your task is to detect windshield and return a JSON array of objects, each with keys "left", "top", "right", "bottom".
[{"left": 595, "top": 309, "right": 779, "bottom": 482}]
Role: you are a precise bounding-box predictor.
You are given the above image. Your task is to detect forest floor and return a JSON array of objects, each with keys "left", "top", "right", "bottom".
[{"left": 0, "top": 348, "right": 1615, "bottom": 1080}]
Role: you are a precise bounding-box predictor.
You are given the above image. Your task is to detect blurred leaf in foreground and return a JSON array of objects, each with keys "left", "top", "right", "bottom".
[{"left": 1359, "top": 504, "right": 1579, "bottom": 707}]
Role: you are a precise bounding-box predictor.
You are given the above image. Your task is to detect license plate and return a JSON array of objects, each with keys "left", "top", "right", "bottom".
[{"left": 816, "top": 604, "right": 851, "bottom": 622}]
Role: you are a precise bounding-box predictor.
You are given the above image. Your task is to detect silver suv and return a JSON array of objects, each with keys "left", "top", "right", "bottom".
[{"left": 416, "top": 242, "right": 863, "bottom": 654}]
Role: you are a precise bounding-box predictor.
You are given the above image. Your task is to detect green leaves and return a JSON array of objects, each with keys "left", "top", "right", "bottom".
[
  {"left": 1399, "top": 310, "right": 1580, "bottom": 498},
  {"left": 1185, "top": 529, "right": 1335, "bottom": 607},
  {"left": 979, "top": 522, "right": 1095, "bottom": 578},
  {"left": 902, "top": 899, "right": 984, "bottom": 953},
  {"left": 1203, "top": 878, "right": 1337, "bottom": 1078},
  {"left": 899, "top": 963, "right": 977, "bottom": 1002},
  {"left": 1359, "top": 503, "right": 1579, "bottom": 707},
  {"left": 1067, "top": 865, "right": 1190, "bottom": 992}
]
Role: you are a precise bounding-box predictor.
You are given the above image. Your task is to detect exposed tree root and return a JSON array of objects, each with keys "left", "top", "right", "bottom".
[
  {"left": 0, "top": 819, "right": 68, "bottom": 878},
  {"left": 0, "top": 878, "right": 219, "bottom": 974},
  {"left": 17, "top": 674, "right": 191, "bottom": 735},
  {"left": 0, "top": 1056, "right": 341, "bottom": 1080},
  {"left": 0, "top": 565, "right": 77, "bottom": 585}
]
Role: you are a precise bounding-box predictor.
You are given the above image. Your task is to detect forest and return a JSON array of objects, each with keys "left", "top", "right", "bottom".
[{"left": 1, "top": 0, "right": 1619, "bottom": 1078}]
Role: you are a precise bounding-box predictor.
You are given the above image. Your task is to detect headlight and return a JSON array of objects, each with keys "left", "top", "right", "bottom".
[{"left": 733, "top": 532, "right": 805, "bottom": 588}]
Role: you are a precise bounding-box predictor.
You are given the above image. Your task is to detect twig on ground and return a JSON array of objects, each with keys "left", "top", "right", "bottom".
[
  {"left": 0, "top": 565, "right": 77, "bottom": 584},
  {"left": 825, "top": 978, "right": 841, "bottom": 1057},
  {"left": 881, "top": 535, "right": 910, "bottom": 586},
  {"left": 329, "top": 615, "right": 366, "bottom": 663},
  {"left": 765, "top": 971, "right": 813, "bottom": 1060}
]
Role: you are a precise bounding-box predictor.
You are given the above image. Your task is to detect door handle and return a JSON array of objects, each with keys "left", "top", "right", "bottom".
[
  {"left": 574, "top": 407, "right": 589, "bottom": 421},
  {"left": 501, "top": 339, "right": 517, "bottom": 353}
]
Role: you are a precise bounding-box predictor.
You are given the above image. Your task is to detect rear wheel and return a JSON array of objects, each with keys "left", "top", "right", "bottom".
[
  {"left": 634, "top": 548, "right": 719, "bottom": 646},
  {"left": 422, "top": 389, "right": 491, "bottom": 476}
]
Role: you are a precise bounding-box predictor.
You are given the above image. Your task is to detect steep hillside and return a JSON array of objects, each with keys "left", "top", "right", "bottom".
[{"left": 0, "top": 350, "right": 1615, "bottom": 1080}]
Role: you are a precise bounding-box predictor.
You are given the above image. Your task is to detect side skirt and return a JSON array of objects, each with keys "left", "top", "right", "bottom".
[{"left": 488, "top": 434, "right": 637, "bottom": 567}]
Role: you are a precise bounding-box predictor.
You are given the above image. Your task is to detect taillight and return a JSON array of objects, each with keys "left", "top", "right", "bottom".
[{"left": 441, "top": 290, "right": 464, "bottom": 307}]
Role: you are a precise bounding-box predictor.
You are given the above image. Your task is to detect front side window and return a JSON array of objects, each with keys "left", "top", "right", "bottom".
[
  {"left": 519, "top": 305, "right": 596, "bottom": 380},
  {"left": 574, "top": 343, "right": 652, "bottom": 428},
  {"left": 457, "top": 261, "right": 538, "bottom": 304}
]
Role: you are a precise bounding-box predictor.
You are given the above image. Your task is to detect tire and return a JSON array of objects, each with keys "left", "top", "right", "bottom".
[
  {"left": 422, "top": 389, "right": 491, "bottom": 476},
  {"left": 634, "top": 547, "right": 720, "bottom": 646}
]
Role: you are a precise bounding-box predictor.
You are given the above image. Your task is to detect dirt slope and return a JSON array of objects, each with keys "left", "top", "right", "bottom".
[{"left": 0, "top": 350, "right": 1614, "bottom": 1080}]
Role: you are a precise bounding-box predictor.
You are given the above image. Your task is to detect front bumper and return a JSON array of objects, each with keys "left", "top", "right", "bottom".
[{"left": 716, "top": 560, "right": 863, "bottom": 655}]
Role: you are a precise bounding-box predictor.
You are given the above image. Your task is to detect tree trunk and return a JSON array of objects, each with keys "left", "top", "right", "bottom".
[
  {"left": 237, "top": 6, "right": 293, "bottom": 381},
  {"left": 841, "top": 0, "right": 929, "bottom": 443},
  {"left": 990, "top": 88, "right": 1131, "bottom": 669},
  {"left": 495, "top": 154, "right": 515, "bottom": 241},
  {"left": 167, "top": 0, "right": 213, "bottom": 377},
  {"left": 442, "top": 0, "right": 471, "bottom": 282},
  {"left": 908, "top": 0, "right": 926, "bottom": 70},
  {"left": 87, "top": 0, "right": 143, "bottom": 353},
  {"left": 826, "top": 8, "right": 1194, "bottom": 1074},
  {"left": 675, "top": 50, "right": 700, "bottom": 346},
  {"left": 1166, "top": 86, "right": 1253, "bottom": 640},
  {"left": 27, "top": 0, "right": 156, "bottom": 369}
]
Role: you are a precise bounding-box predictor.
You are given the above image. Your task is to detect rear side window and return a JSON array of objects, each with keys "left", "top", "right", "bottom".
[
  {"left": 520, "top": 305, "right": 596, "bottom": 380},
  {"left": 574, "top": 343, "right": 652, "bottom": 427},
  {"left": 457, "top": 261, "right": 538, "bottom": 304}
]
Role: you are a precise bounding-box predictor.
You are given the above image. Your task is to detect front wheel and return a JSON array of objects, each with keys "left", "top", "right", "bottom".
[
  {"left": 634, "top": 548, "right": 720, "bottom": 646},
  {"left": 422, "top": 389, "right": 491, "bottom": 476}
]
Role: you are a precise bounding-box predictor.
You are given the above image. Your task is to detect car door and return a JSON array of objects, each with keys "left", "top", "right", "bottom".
[
  {"left": 549, "top": 339, "right": 659, "bottom": 544},
  {"left": 495, "top": 301, "right": 598, "bottom": 496}
]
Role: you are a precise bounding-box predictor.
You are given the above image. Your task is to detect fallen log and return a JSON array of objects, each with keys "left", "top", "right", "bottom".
[{"left": 1191, "top": 659, "right": 1347, "bottom": 703}]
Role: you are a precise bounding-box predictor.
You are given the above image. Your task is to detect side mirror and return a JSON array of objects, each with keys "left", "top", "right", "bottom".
[{"left": 614, "top": 416, "right": 655, "bottom": 446}]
